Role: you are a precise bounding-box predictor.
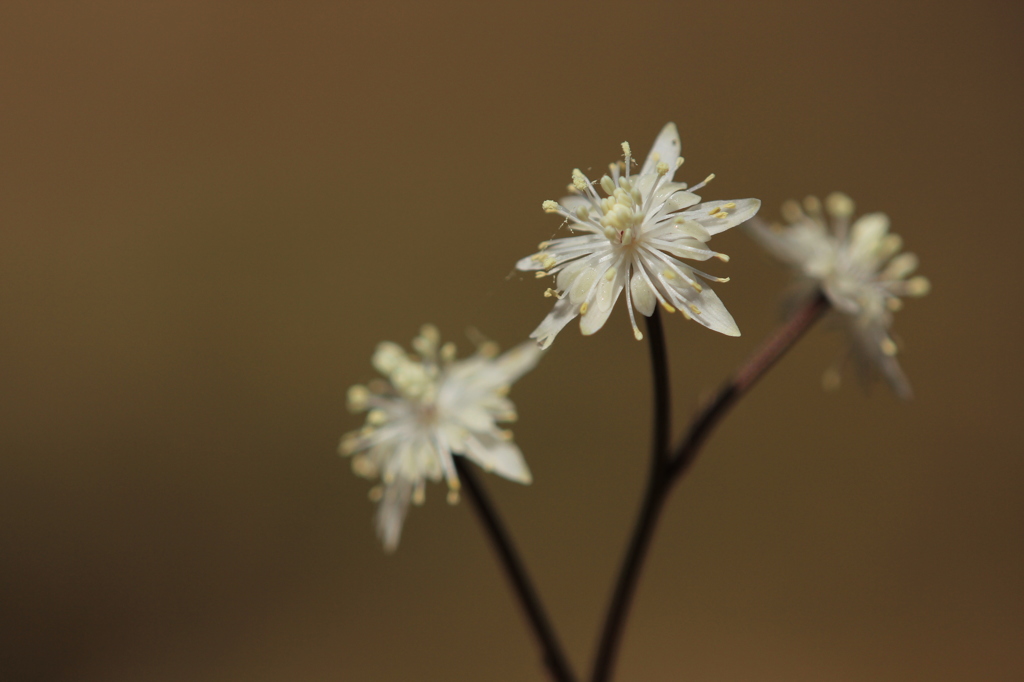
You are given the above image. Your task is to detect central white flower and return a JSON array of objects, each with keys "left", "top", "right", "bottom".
[{"left": 516, "top": 122, "right": 761, "bottom": 348}]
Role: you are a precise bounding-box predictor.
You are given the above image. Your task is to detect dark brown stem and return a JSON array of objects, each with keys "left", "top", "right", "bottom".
[
  {"left": 455, "top": 458, "right": 577, "bottom": 682},
  {"left": 591, "top": 291, "right": 830, "bottom": 682},
  {"left": 590, "top": 309, "right": 672, "bottom": 682}
]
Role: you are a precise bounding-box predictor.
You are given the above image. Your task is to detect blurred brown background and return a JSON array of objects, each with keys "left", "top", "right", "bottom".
[{"left": 1, "top": 1, "right": 1021, "bottom": 680}]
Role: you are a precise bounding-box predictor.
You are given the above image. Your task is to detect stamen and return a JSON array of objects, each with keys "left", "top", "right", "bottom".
[
  {"left": 580, "top": 302, "right": 589, "bottom": 315},
  {"left": 368, "top": 485, "right": 383, "bottom": 502},
  {"left": 689, "top": 304, "right": 701, "bottom": 315},
  {"left": 660, "top": 301, "right": 676, "bottom": 313},
  {"left": 447, "top": 489, "right": 460, "bottom": 505},
  {"left": 624, "top": 271, "right": 643, "bottom": 340},
  {"left": 880, "top": 336, "right": 898, "bottom": 356},
  {"left": 346, "top": 384, "right": 370, "bottom": 412},
  {"left": 542, "top": 200, "right": 560, "bottom": 213}
]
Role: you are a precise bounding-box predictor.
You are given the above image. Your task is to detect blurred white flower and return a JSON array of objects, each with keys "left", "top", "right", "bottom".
[
  {"left": 747, "top": 193, "right": 930, "bottom": 398},
  {"left": 516, "top": 122, "right": 760, "bottom": 348},
  {"left": 340, "top": 325, "right": 542, "bottom": 551}
]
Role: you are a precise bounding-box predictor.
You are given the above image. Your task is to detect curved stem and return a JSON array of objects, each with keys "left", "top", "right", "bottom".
[
  {"left": 455, "top": 458, "right": 577, "bottom": 682},
  {"left": 668, "top": 291, "right": 829, "bottom": 480},
  {"left": 591, "top": 292, "right": 830, "bottom": 682},
  {"left": 591, "top": 309, "right": 672, "bottom": 682}
]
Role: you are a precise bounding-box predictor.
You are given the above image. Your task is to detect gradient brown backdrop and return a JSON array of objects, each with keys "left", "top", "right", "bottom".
[{"left": 2, "top": 2, "right": 1022, "bottom": 680}]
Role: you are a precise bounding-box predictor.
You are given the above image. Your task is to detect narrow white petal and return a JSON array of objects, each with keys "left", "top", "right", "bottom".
[
  {"left": 463, "top": 432, "right": 532, "bottom": 484},
  {"left": 493, "top": 341, "right": 545, "bottom": 384},
  {"left": 685, "top": 287, "right": 740, "bottom": 336},
  {"left": 529, "top": 295, "right": 579, "bottom": 349},
  {"left": 376, "top": 478, "right": 413, "bottom": 552},
  {"left": 685, "top": 198, "right": 761, "bottom": 236},
  {"left": 580, "top": 275, "right": 624, "bottom": 335},
  {"left": 640, "top": 122, "right": 682, "bottom": 180},
  {"left": 630, "top": 271, "right": 657, "bottom": 316},
  {"left": 849, "top": 212, "right": 890, "bottom": 261}
]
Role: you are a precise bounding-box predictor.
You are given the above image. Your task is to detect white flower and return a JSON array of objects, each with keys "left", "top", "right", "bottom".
[
  {"left": 516, "top": 122, "right": 760, "bottom": 348},
  {"left": 747, "top": 193, "right": 931, "bottom": 398},
  {"left": 340, "top": 325, "right": 542, "bottom": 551}
]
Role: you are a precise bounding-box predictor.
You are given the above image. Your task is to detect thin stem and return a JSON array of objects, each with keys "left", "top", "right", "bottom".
[
  {"left": 591, "top": 309, "right": 673, "bottom": 682},
  {"left": 591, "top": 291, "right": 830, "bottom": 682},
  {"left": 455, "top": 458, "right": 577, "bottom": 682},
  {"left": 668, "top": 291, "right": 829, "bottom": 480}
]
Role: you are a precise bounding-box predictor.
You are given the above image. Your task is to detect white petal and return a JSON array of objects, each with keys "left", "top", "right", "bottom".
[
  {"left": 559, "top": 194, "right": 593, "bottom": 213},
  {"left": 493, "top": 341, "right": 545, "bottom": 384},
  {"left": 556, "top": 257, "right": 589, "bottom": 292},
  {"left": 529, "top": 295, "right": 579, "bottom": 349},
  {"left": 685, "top": 198, "right": 761, "bottom": 236},
  {"left": 640, "top": 122, "right": 682, "bottom": 180},
  {"left": 658, "top": 237, "right": 716, "bottom": 261},
  {"left": 744, "top": 217, "right": 826, "bottom": 267},
  {"left": 376, "top": 478, "right": 413, "bottom": 552},
  {"left": 849, "top": 212, "right": 890, "bottom": 261},
  {"left": 685, "top": 287, "right": 740, "bottom": 336},
  {"left": 516, "top": 252, "right": 547, "bottom": 271},
  {"left": 463, "top": 432, "right": 532, "bottom": 484},
  {"left": 580, "top": 272, "right": 624, "bottom": 335},
  {"left": 569, "top": 265, "right": 599, "bottom": 304},
  {"left": 630, "top": 271, "right": 657, "bottom": 316},
  {"left": 883, "top": 252, "right": 918, "bottom": 280},
  {"left": 649, "top": 188, "right": 701, "bottom": 221}
]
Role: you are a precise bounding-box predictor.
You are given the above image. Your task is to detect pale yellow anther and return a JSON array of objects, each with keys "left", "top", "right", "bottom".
[
  {"left": 781, "top": 199, "right": 803, "bottom": 223},
  {"left": 675, "top": 157, "right": 684, "bottom": 168},
  {"left": 447, "top": 489, "right": 460, "bottom": 505},
  {"left": 887, "top": 298, "right": 904, "bottom": 311},
  {"left": 656, "top": 161, "right": 670, "bottom": 175},
  {"left": 803, "top": 195, "right": 822, "bottom": 215},
  {"left": 689, "top": 304, "right": 701, "bottom": 315},
  {"left": 346, "top": 384, "right": 370, "bottom": 412},
  {"left": 826, "top": 192, "right": 855, "bottom": 218},
  {"left": 535, "top": 271, "right": 548, "bottom": 278},
  {"left": 715, "top": 253, "right": 731, "bottom": 262},
  {"left": 367, "top": 408, "right": 388, "bottom": 426},
  {"left": 572, "top": 168, "right": 589, "bottom": 192},
  {"left": 600, "top": 175, "right": 616, "bottom": 195},
  {"left": 497, "top": 429, "right": 514, "bottom": 441},
  {"left": 690, "top": 281, "right": 703, "bottom": 292},
  {"left": 537, "top": 241, "right": 550, "bottom": 250},
  {"left": 713, "top": 211, "right": 729, "bottom": 219},
  {"left": 603, "top": 226, "right": 618, "bottom": 240},
  {"left": 703, "top": 173, "right": 716, "bottom": 185},
  {"left": 661, "top": 269, "right": 676, "bottom": 280},
  {"left": 580, "top": 302, "right": 589, "bottom": 315},
  {"left": 542, "top": 200, "right": 560, "bottom": 213},
  {"left": 906, "top": 276, "right": 931, "bottom": 297},
  {"left": 633, "top": 329, "right": 644, "bottom": 341},
  {"left": 440, "top": 342, "right": 457, "bottom": 363},
  {"left": 880, "top": 337, "right": 898, "bottom": 356},
  {"left": 412, "top": 485, "right": 426, "bottom": 505},
  {"left": 679, "top": 306, "right": 692, "bottom": 320},
  {"left": 351, "top": 455, "right": 377, "bottom": 478},
  {"left": 722, "top": 202, "right": 736, "bottom": 209},
  {"left": 604, "top": 267, "right": 617, "bottom": 281},
  {"left": 479, "top": 341, "right": 500, "bottom": 358},
  {"left": 660, "top": 302, "right": 676, "bottom": 313},
  {"left": 368, "top": 485, "right": 383, "bottom": 502}
]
